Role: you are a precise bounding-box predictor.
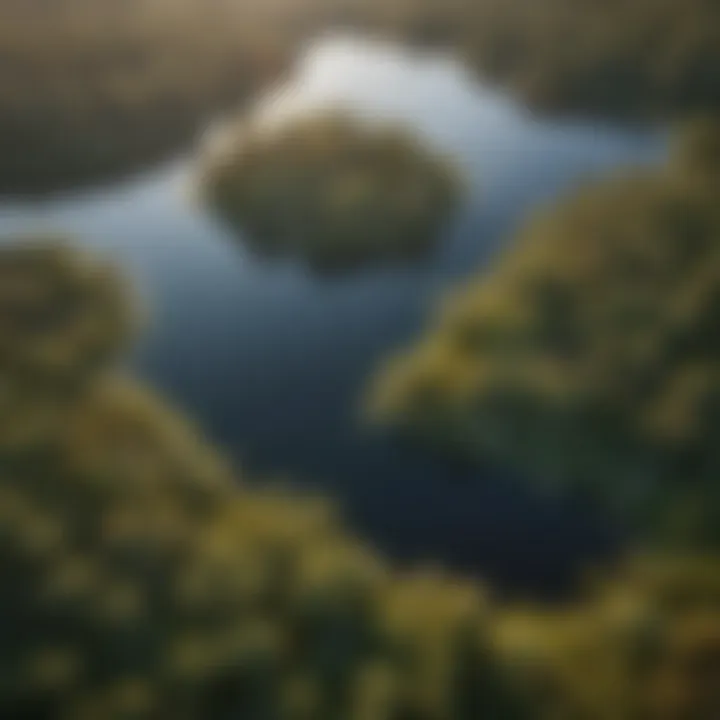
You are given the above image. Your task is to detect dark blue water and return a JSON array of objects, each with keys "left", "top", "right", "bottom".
[{"left": 0, "top": 37, "right": 666, "bottom": 597}]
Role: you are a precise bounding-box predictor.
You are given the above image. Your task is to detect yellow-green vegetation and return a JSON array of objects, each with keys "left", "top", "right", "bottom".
[
  {"left": 0, "top": 240, "right": 132, "bottom": 449},
  {"left": 0, "top": 388, "right": 528, "bottom": 720},
  {"left": 498, "top": 554, "right": 720, "bottom": 720},
  {"left": 672, "top": 118, "right": 720, "bottom": 184},
  {"left": 201, "top": 113, "right": 462, "bottom": 272},
  {"left": 2, "top": 241, "right": 720, "bottom": 719},
  {"left": 367, "top": 124, "right": 720, "bottom": 546},
  {"left": 0, "top": 0, "right": 294, "bottom": 194},
  {"left": 462, "top": 0, "right": 720, "bottom": 119},
  {"left": 0, "top": 237, "right": 528, "bottom": 719}
]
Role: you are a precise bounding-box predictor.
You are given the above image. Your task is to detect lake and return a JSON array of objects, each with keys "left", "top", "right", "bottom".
[{"left": 0, "top": 35, "right": 666, "bottom": 597}]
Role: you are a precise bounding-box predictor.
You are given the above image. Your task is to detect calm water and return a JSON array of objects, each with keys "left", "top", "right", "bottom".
[{"left": 0, "top": 36, "right": 666, "bottom": 597}]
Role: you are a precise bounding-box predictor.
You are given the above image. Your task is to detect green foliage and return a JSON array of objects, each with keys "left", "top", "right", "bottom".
[
  {"left": 367, "top": 125, "right": 720, "bottom": 547},
  {"left": 200, "top": 113, "right": 462, "bottom": 272},
  {"left": 498, "top": 554, "right": 720, "bottom": 720},
  {"left": 0, "top": 240, "right": 132, "bottom": 449},
  {"left": 462, "top": 0, "right": 720, "bottom": 119},
  {"left": 0, "top": 238, "right": 525, "bottom": 720},
  {"left": 1, "top": 236, "right": 718, "bottom": 720}
]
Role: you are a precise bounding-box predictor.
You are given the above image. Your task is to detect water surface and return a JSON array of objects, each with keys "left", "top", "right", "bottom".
[{"left": 0, "top": 36, "right": 666, "bottom": 596}]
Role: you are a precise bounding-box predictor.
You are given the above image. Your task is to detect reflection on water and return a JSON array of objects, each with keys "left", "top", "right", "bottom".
[{"left": 0, "top": 36, "right": 666, "bottom": 596}]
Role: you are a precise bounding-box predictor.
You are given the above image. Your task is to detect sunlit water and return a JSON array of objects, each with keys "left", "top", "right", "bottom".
[{"left": 0, "top": 36, "right": 666, "bottom": 596}]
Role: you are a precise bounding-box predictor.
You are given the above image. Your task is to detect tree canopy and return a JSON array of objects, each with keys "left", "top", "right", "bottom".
[
  {"left": 0, "top": 238, "right": 522, "bottom": 720},
  {"left": 499, "top": 554, "right": 720, "bottom": 720},
  {"left": 367, "top": 123, "right": 720, "bottom": 548},
  {"left": 462, "top": 0, "right": 720, "bottom": 119},
  {"left": 200, "top": 113, "right": 461, "bottom": 273},
  {"left": 1, "top": 227, "right": 718, "bottom": 718}
]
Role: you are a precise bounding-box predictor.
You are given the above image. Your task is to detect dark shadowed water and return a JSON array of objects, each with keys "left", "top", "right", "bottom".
[{"left": 0, "top": 36, "right": 666, "bottom": 597}]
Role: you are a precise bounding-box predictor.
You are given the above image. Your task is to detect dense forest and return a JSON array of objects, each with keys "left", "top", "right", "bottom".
[
  {"left": 368, "top": 121, "right": 720, "bottom": 547},
  {"left": 200, "top": 113, "right": 461, "bottom": 272},
  {"left": 1, "top": 241, "right": 718, "bottom": 719},
  {"left": 1, "top": 0, "right": 719, "bottom": 716},
  {"left": 462, "top": 0, "right": 720, "bottom": 119}
]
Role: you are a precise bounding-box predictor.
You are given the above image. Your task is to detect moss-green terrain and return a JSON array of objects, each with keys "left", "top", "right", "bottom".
[
  {"left": 201, "top": 113, "right": 461, "bottom": 272},
  {"left": 367, "top": 123, "right": 720, "bottom": 547},
  {"left": 0, "top": 235, "right": 717, "bottom": 718},
  {"left": 499, "top": 554, "right": 720, "bottom": 720},
  {"left": 0, "top": 238, "right": 520, "bottom": 720}
]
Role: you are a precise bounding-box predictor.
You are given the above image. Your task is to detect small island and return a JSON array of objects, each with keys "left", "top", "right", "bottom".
[{"left": 199, "top": 113, "right": 462, "bottom": 272}]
